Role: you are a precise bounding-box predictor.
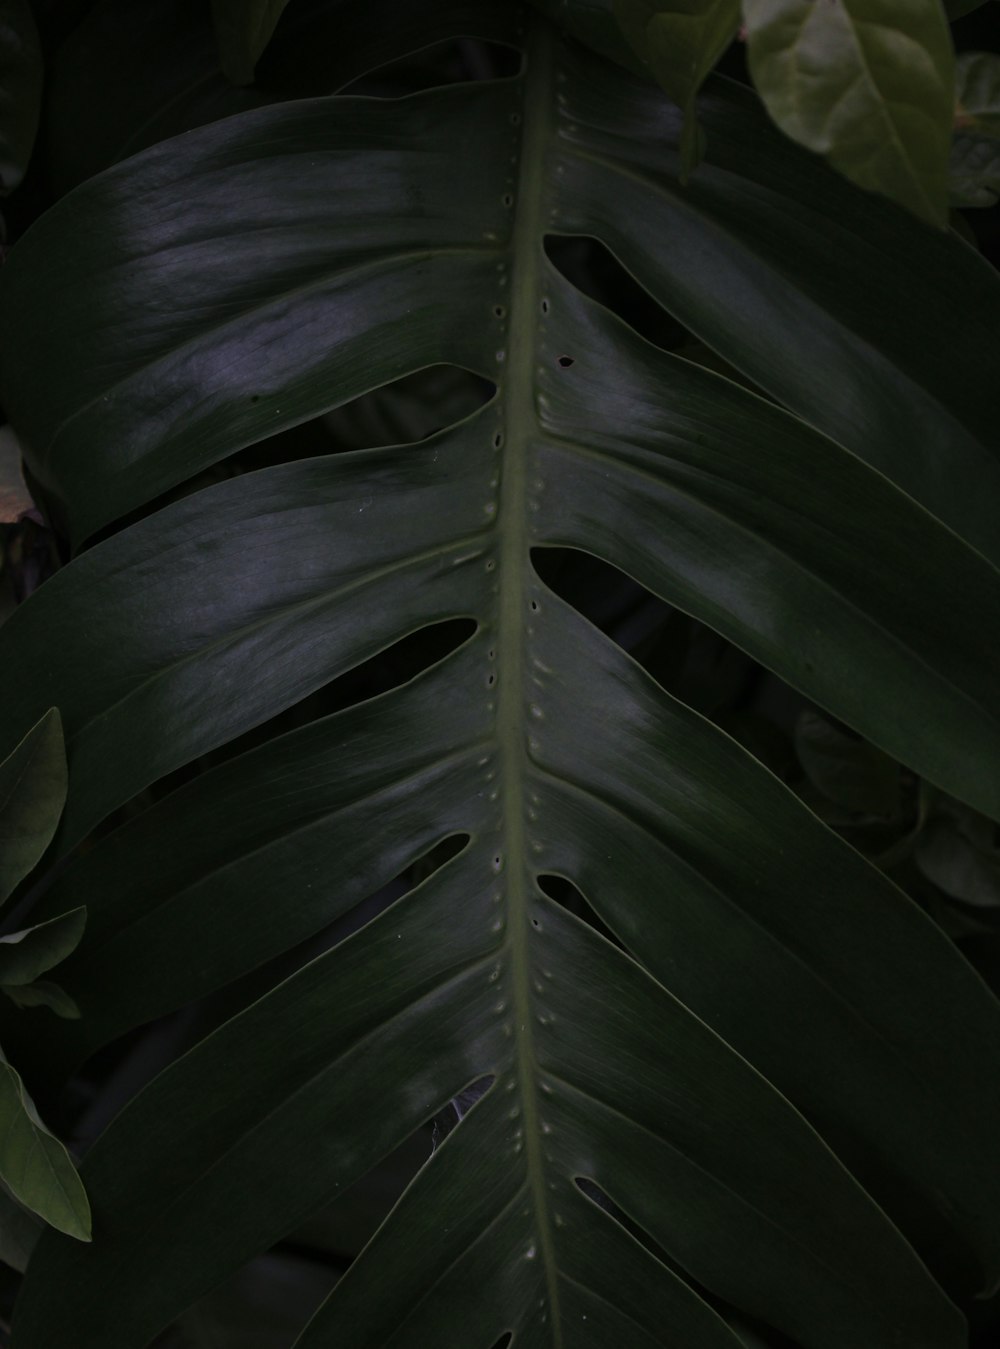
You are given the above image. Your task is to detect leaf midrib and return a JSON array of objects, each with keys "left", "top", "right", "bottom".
[{"left": 496, "top": 12, "right": 562, "bottom": 1342}]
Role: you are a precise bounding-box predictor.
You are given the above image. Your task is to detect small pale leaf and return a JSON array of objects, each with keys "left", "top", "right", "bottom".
[
  {"left": 0, "top": 907, "right": 86, "bottom": 986},
  {"left": 210, "top": 0, "right": 292, "bottom": 85},
  {"left": 743, "top": 0, "right": 955, "bottom": 226},
  {"left": 0, "top": 1056, "right": 90, "bottom": 1239}
]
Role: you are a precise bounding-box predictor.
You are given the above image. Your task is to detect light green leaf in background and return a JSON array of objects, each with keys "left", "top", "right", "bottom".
[
  {"left": 951, "top": 51, "right": 1000, "bottom": 205},
  {"left": 0, "top": 0, "right": 42, "bottom": 194},
  {"left": 795, "top": 710, "right": 900, "bottom": 817},
  {"left": 0, "top": 907, "right": 86, "bottom": 986},
  {"left": 0, "top": 1181, "right": 43, "bottom": 1272},
  {"left": 210, "top": 0, "right": 293, "bottom": 84},
  {"left": 614, "top": 0, "right": 740, "bottom": 176},
  {"left": 743, "top": 0, "right": 955, "bottom": 226},
  {"left": 0, "top": 1054, "right": 90, "bottom": 1240},
  {"left": 0, "top": 709, "right": 67, "bottom": 908}
]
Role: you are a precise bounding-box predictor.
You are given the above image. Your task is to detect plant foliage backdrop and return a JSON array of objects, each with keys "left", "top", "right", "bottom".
[{"left": 1, "top": 0, "right": 1000, "bottom": 1345}]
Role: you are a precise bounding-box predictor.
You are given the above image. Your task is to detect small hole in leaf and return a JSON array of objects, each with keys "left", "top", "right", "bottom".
[
  {"left": 541, "top": 299, "right": 549, "bottom": 314},
  {"left": 487, "top": 673, "right": 496, "bottom": 686},
  {"left": 493, "top": 433, "right": 503, "bottom": 448},
  {"left": 493, "top": 305, "right": 505, "bottom": 318},
  {"left": 502, "top": 194, "right": 513, "bottom": 208},
  {"left": 530, "top": 600, "right": 539, "bottom": 611},
  {"left": 557, "top": 355, "right": 574, "bottom": 368},
  {"left": 531, "top": 918, "right": 541, "bottom": 929},
  {"left": 250, "top": 395, "right": 260, "bottom": 403}
]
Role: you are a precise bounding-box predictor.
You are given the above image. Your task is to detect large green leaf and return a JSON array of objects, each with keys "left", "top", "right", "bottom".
[
  {"left": 742, "top": 0, "right": 955, "bottom": 226},
  {"left": 1, "top": 3, "right": 999, "bottom": 1345},
  {"left": 0, "top": 710, "right": 66, "bottom": 908}
]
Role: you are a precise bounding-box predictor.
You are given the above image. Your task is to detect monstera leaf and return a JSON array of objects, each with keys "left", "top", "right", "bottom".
[{"left": 1, "top": 2, "right": 999, "bottom": 1345}]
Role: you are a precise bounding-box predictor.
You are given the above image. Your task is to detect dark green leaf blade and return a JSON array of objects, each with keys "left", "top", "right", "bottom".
[
  {"left": 1, "top": 10, "right": 997, "bottom": 1346},
  {"left": 944, "top": 0, "right": 990, "bottom": 18},
  {"left": 0, "top": 709, "right": 66, "bottom": 907},
  {"left": 743, "top": 0, "right": 955, "bottom": 225},
  {"left": 0, "top": 1055, "right": 90, "bottom": 1240},
  {"left": 0, "top": 434, "right": 497, "bottom": 854}
]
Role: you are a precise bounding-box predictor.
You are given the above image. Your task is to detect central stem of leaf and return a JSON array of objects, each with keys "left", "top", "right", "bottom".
[{"left": 495, "top": 13, "right": 562, "bottom": 1343}]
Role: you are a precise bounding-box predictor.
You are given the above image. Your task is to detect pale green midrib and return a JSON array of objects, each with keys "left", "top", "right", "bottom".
[{"left": 495, "top": 15, "right": 563, "bottom": 1346}]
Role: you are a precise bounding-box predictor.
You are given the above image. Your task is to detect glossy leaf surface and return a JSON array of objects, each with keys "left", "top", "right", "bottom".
[
  {"left": 743, "top": 0, "right": 955, "bottom": 225},
  {"left": 0, "top": 4, "right": 998, "bottom": 1346}
]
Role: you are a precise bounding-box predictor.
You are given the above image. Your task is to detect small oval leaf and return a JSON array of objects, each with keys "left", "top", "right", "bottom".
[
  {"left": 614, "top": 0, "right": 740, "bottom": 177},
  {"left": 0, "top": 1056, "right": 90, "bottom": 1240}
]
